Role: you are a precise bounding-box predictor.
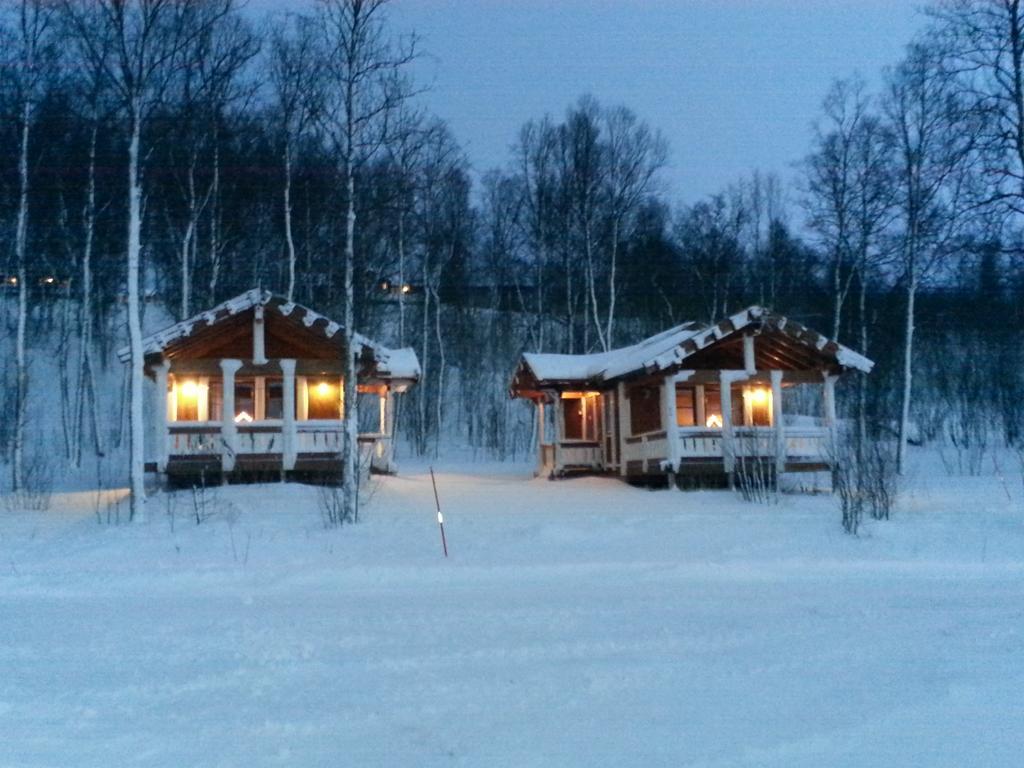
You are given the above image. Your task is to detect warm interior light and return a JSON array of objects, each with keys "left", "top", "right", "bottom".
[
  {"left": 706, "top": 414, "right": 724, "bottom": 429},
  {"left": 317, "top": 381, "right": 331, "bottom": 397},
  {"left": 560, "top": 391, "right": 601, "bottom": 399},
  {"left": 180, "top": 380, "right": 200, "bottom": 398},
  {"left": 747, "top": 388, "right": 769, "bottom": 405},
  {"left": 234, "top": 410, "right": 253, "bottom": 424}
]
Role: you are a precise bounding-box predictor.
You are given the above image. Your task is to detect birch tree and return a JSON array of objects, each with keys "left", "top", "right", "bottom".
[
  {"left": 929, "top": 0, "right": 1024, "bottom": 216},
  {"left": 62, "top": 0, "right": 227, "bottom": 520},
  {"left": 316, "top": 0, "right": 416, "bottom": 523},
  {"left": 600, "top": 105, "right": 666, "bottom": 347},
  {"left": 514, "top": 117, "right": 560, "bottom": 351},
  {"left": 803, "top": 77, "right": 872, "bottom": 341},
  {"left": 884, "top": 43, "right": 980, "bottom": 473},
  {"left": 270, "top": 13, "right": 321, "bottom": 303},
  {"left": 2, "top": 0, "right": 55, "bottom": 493}
]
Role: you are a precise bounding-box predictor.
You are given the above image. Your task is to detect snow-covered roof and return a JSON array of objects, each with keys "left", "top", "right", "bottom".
[
  {"left": 514, "top": 306, "right": 873, "bottom": 392},
  {"left": 370, "top": 345, "right": 421, "bottom": 380},
  {"left": 523, "top": 321, "right": 705, "bottom": 383},
  {"left": 118, "top": 288, "right": 420, "bottom": 381}
]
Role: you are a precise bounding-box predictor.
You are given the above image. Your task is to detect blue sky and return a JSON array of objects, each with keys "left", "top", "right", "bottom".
[{"left": 257, "top": 1, "right": 925, "bottom": 204}]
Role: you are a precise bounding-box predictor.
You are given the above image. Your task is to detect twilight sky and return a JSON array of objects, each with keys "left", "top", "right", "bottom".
[{"left": 259, "top": 1, "right": 925, "bottom": 204}]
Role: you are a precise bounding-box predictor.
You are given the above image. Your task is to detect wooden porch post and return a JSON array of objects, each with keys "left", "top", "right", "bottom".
[
  {"left": 617, "top": 381, "right": 630, "bottom": 477},
  {"left": 219, "top": 359, "right": 242, "bottom": 474},
  {"left": 153, "top": 360, "right": 170, "bottom": 473},
  {"left": 695, "top": 384, "right": 706, "bottom": 428},
  {"left": 380, "top": 387, "right": 396, "bottom": 472},
  {"left": 661, "top": 372, "right": 681, "bottom": 487},
  {"left": 771, "top": 369, "right": 785, "bottom": 478},
  {"left": 823, "top": 373, "right": 839, "bottom": 450},
  {"left": 536, "top": 399, "right": 546, "bottom": 475},
  {"left": 280, "top": 359, "right": 297, "bottom": 472},
  {"left": 720, "top": 371, "right": 736, "bottom": 478},
  {"left": 553, "top": 394, "right": 565, "bottom": 476}
]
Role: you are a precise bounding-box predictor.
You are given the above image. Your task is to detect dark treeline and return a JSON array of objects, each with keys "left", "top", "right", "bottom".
[{"left": 3, "top": 0, "right": 1024, "bottom": 498}]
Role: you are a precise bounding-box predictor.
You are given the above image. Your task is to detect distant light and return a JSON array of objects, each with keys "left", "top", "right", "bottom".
[
  {"left": 380, "top": 279, "right": 391, "bottom": 293},
  {"left": 6, "top": 276, "right": 16, "bottom": 286},
  {"left": 42, "top": 276, "right": 55, "bottom": 285},
  {"left": 401, "top": 284, "right": 412, "bottom": 294}
]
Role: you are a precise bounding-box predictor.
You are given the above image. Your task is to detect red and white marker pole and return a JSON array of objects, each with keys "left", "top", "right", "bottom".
[{"left": 430, "top": 467, "right": 448, "bottom": 558}]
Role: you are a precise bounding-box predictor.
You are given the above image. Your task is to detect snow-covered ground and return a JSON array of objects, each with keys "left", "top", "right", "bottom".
[{"left": 2, "top": 452, "right": 1023, "bottom": 767}]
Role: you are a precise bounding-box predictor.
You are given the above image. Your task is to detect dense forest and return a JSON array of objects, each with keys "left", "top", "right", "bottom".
[{"left": 2, "top": 0, "right": 1023, "bottom": 513}]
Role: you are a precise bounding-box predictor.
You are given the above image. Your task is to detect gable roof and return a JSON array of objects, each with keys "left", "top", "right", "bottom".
[
  {"left": 513, "top": 306, "right": 873, "bottom": 393},
  {"left": 118, "top": 289, "right": 420, "bottom": 381}
]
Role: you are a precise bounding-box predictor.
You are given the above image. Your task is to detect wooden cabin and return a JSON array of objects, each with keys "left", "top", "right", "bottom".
[
  {"left": 510, "top": 306, "right": 873, "bottom": 486},
  {"left": 119, "top": 289, "right": 419, "bottom": 484}
]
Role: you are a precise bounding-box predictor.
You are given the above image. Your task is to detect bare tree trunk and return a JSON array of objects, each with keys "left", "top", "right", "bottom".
[
  {"left": 397, "top": 212, "right": 406, "bottom": 345},
  {"left": 208, "top": 138, "right": 221, "bottom": 302},
  {"left": 857, "top": 265, "right": 868, "bottom": 458},
  {"left": 432, "top": 281, "right": 445, "bottom": 457},
  {"left": 897, "top": 269, "right": 917, "bottom": 475},
  {"left": 832, "top": 246, "right": 843, "bottom": 341},
  {"left": 341, "top": 166, "right": 359, "bottom": 521},
  {"left": 564, "top": 249, "right": 574, "bottom": 353},
  {"left": 127, "top": 107, "right": 147, "bottom": 520},
  {"left": 536, "top": 243, "right": 545, "bottom": 350},
  {"left": 585, "top": 223, "right": 607, "bottom": 351},
  {"left": 79, "top": 123, "right": 104, "bottom": 462},
  {"left": 606, "top": 217, "right": 619, "bottom": 348},
  {"left": 13, "top": 102, "right": 31, "bottom": 493},
  {"left": 180, "top": 158, "right": 197, "bottom": 319},
  {"left": 283, "top": 142, "right": 297, "bottom": 301},
  {"left": 418, "top": 252, "right": 430, "bottom": 454}
]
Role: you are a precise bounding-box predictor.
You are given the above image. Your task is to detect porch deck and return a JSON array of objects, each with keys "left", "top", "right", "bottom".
[
  {"left": 541, "top": 425, "right": 832, "bottom": 481},
  {"left": 154, "top": 421, "right": 395, "bottom": 481}
]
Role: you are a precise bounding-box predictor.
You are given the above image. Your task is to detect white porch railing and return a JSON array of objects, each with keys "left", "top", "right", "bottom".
[
  {"left": 622, "top": 431, "right": 670, "bottom": 468},
  {"left": 166, "top": 420, "right": 395, "bottom": 469},
  {"left": 676, "top": 426, "right": 830, "bottom": 460},
  {"left": 295, "top": 421, "right": 344, "bottom": 453},
  {"left": 678, "top": 428, "right": 723, "bottom": 459},
  {"left": 167, "top": 423, "right": 221, "bottom": 456},
  {"left": 783, "top": 426, "right": 831, "bottom": 460},
  {"left": 237, "top": 423, "right": 285, "bottom": 454},
  {"left": 559, "top": 442, "right": 603, "bottom": 468}
]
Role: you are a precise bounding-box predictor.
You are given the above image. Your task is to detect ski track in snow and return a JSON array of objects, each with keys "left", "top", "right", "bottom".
[{"left": 1, "top": 454, "right": 1023, "bottom": 767}]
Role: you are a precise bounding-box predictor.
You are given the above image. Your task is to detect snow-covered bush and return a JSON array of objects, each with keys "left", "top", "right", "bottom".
[
  {"left": 2, "top": 450, "right": 53, "bottom": 513},
  {"left": 733, "top": 431, "right": 778, "bottom": 505},
  {"left": 831, "top": 432, "right": 899, "bottom": 534}
]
